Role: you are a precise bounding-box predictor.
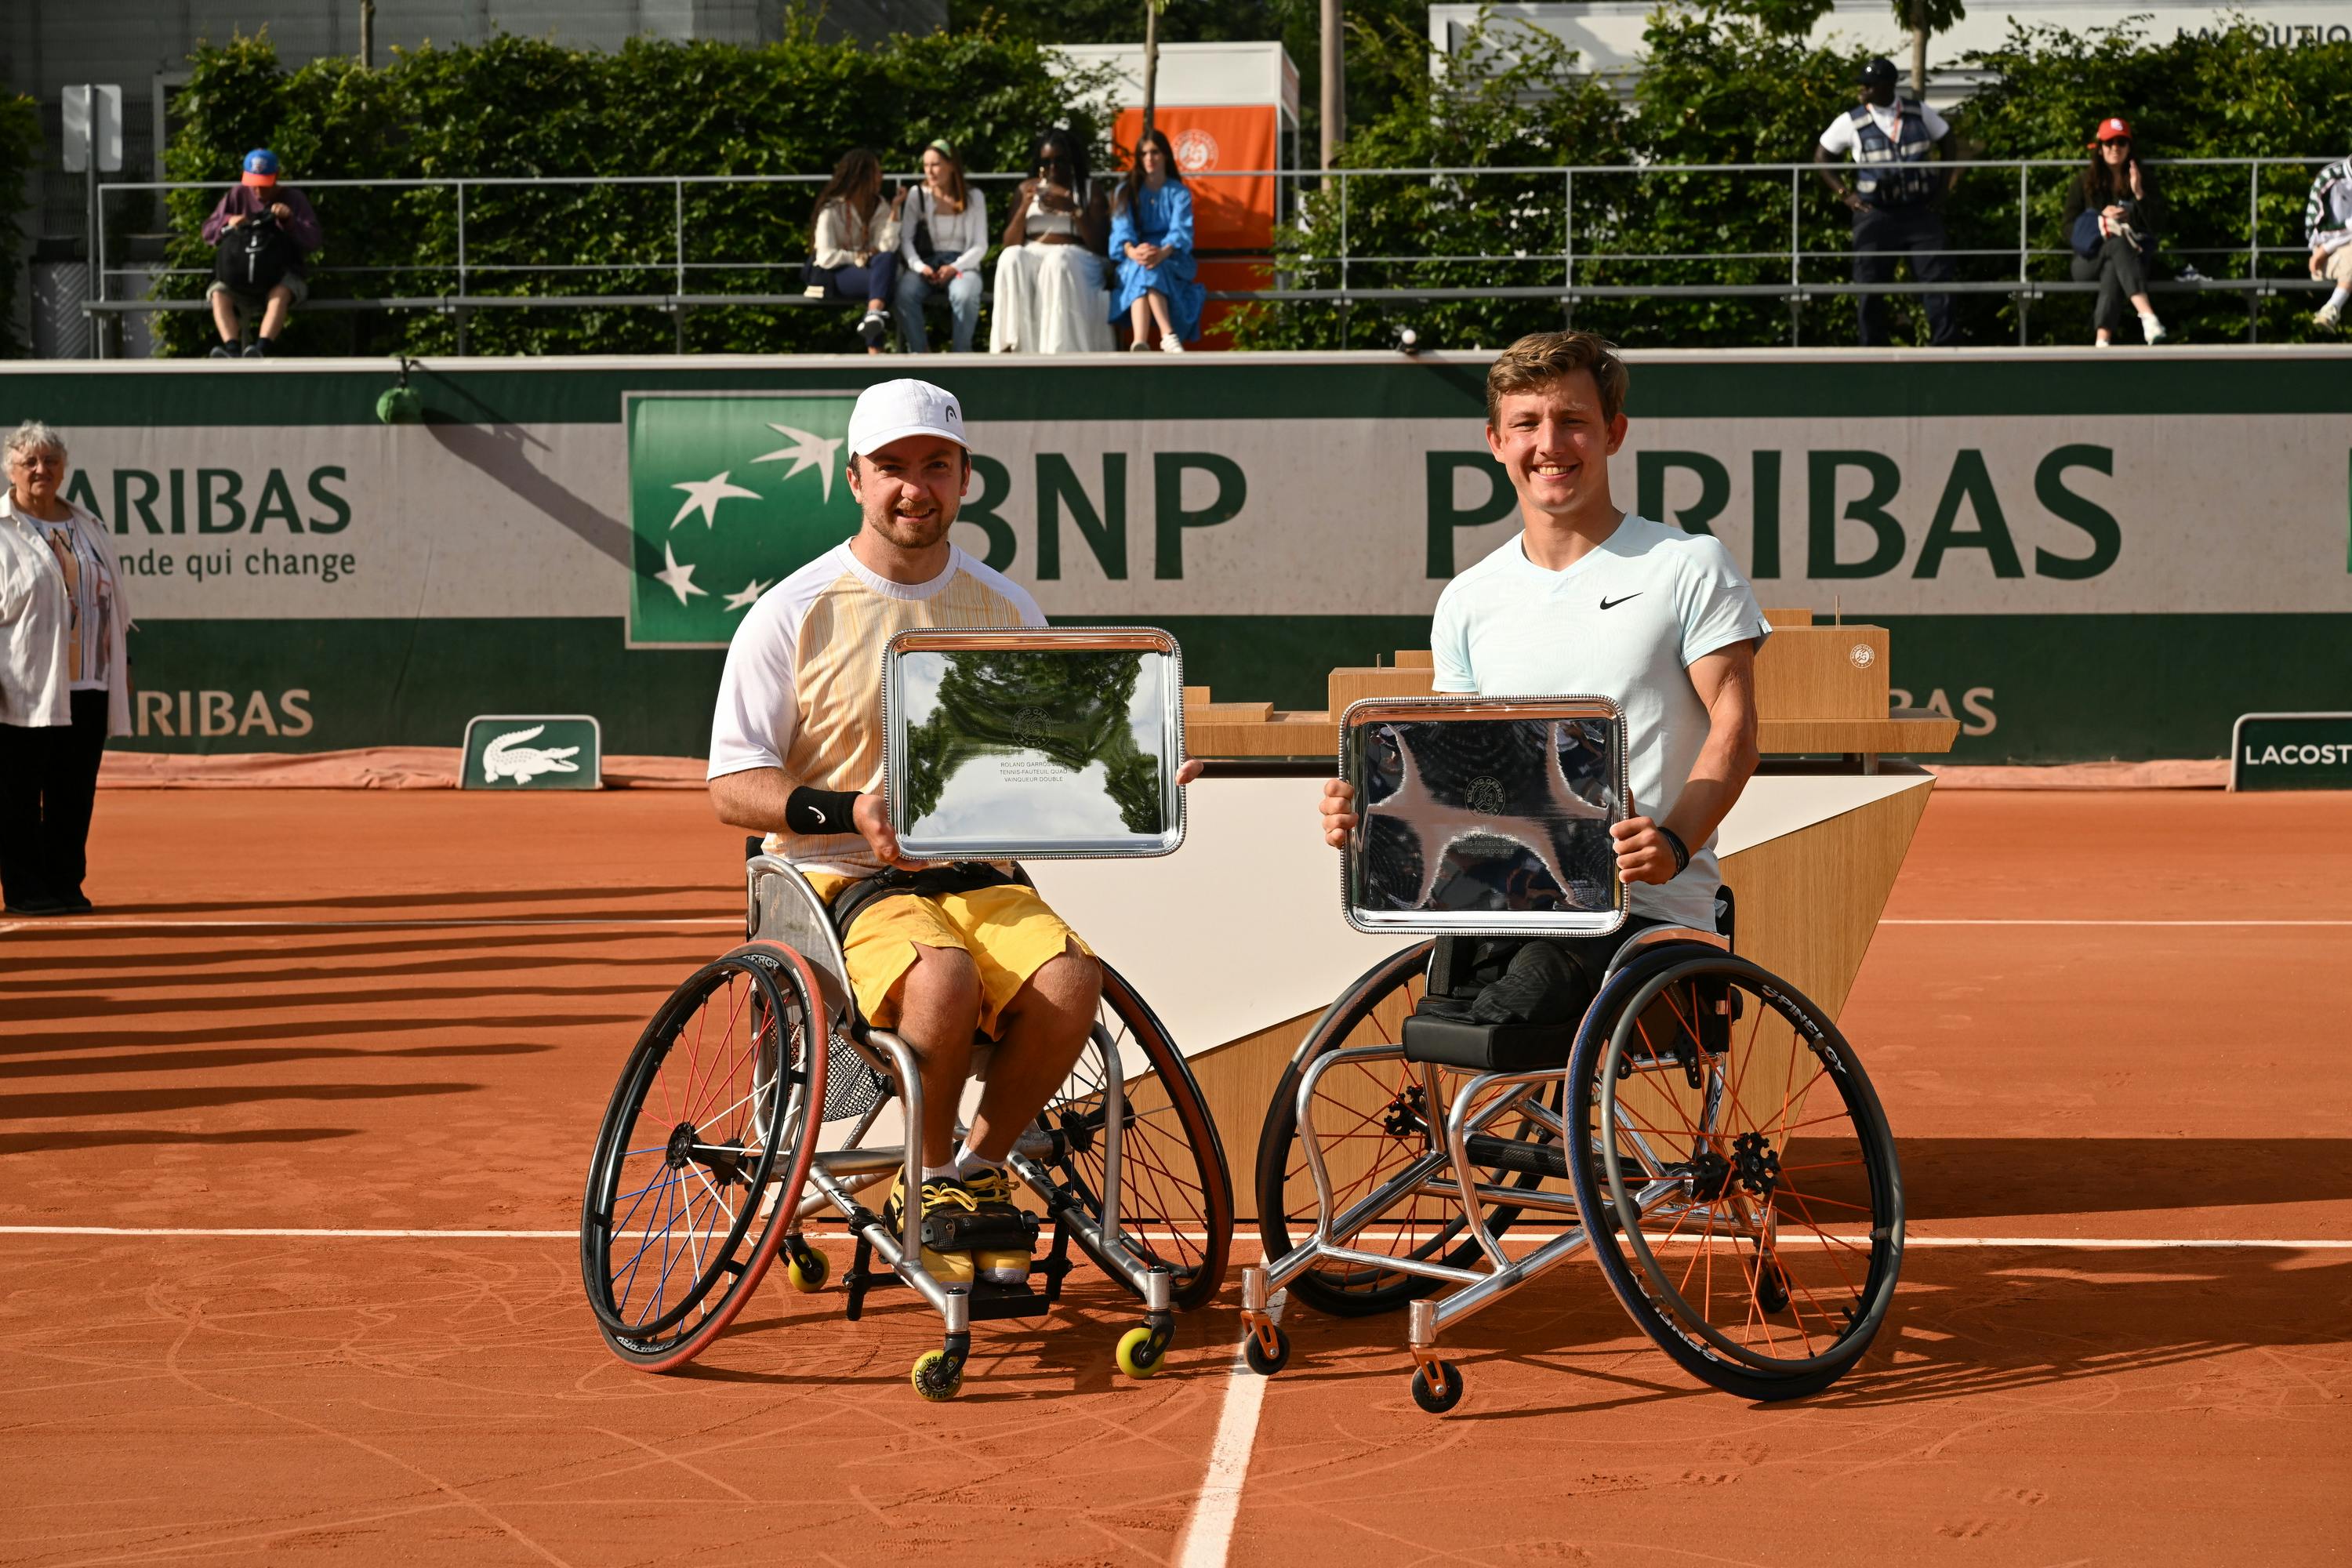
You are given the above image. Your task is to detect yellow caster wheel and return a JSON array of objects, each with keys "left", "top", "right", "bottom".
[
  {"left": 786, "top": 1250, "right": 829, "bottom": 1293},
  {"left": 911, "top": 1348, "right": 964, "bottom": 1402},
  {"left": 1115, "top": 1326, "right": 1167, "bottom": 1380}
]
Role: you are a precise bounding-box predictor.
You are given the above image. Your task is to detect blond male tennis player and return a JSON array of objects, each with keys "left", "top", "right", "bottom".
[{"left": 1319, "top": 332, "right": 1769, "bottom": 1002}]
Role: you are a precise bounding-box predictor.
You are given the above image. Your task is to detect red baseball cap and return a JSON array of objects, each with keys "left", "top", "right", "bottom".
[{"left": 2091, "top": 117, "right": 2132, "bottom": 145}]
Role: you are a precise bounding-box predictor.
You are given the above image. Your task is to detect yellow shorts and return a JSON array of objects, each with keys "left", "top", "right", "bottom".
[{"left": 805, "top": 873, "right": 1091, "bottom": 1038}]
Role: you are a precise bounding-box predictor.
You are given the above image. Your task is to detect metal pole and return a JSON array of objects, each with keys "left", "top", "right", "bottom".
[
  {"left": 2249, "top": 161, "right": 2261, "bottom": 343},
  {"left": 1789, "top": 166, "right": 1800, "bottom": 347},
  {"left": 674, "top": 176, "right": 686, "bottom": 296},
  {"left": 1563, "top": 168, "right": 1574, "bottom": 328},
  {"left": 1338, "top": 171, "right": 1349, "bottom": 347},
  {"left": 1319, "top": 0, "right": 1343, "bottom": 169},
  {"left": 2017, "top": 162, "right": 2029, "bottom": 347},
  {"left": 456, "top": 180, "right": 468, "bottom": 355},
  {"left": 87, "top": 149, "right": 103, "bottom": 361}
]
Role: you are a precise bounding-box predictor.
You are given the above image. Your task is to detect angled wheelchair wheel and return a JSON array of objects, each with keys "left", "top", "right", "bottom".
[
  {"left": 1254, "top": 942, "right": 1566, "bottom": 1319},
  {"left": 1566, "top": 949, "right": 1904, "bottom": 1402},
  {"left": 579, "top": 942, "right": 829, "bottom": 1371},
  {"left": 1033, "top": 961, "right": 1234, "bottom": 1312}
]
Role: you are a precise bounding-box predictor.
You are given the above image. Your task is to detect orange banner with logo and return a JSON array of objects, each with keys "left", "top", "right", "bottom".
[{"left": 1113, "top": 106, "right": 1276, "bottom": 251}]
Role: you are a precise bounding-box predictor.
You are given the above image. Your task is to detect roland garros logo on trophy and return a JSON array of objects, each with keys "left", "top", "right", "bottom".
[{"left": 623, "top": 393, "right": 865, "bottom": 647}]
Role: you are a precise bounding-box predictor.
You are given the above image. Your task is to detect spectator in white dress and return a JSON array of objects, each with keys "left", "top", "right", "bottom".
[{"left": 989, "top": 129, "right": 1115, "bottom": 355}]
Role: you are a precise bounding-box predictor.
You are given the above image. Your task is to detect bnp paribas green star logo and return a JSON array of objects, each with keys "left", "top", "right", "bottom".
[{"left": 624, "top": 392, "right": 864, "bottom": 646}]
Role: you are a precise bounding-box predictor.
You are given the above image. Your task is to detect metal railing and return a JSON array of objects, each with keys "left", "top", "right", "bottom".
[{"left": 84, "top": 156, "right": 2342, "bottom": 354}]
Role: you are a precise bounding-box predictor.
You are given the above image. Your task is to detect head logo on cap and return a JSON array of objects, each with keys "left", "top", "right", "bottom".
[
  {"left": 241, "top": 148, "right": 280, "bottom": 187},
  {"left": 846, "top": 379, "right": 968, "bottom": 460}
]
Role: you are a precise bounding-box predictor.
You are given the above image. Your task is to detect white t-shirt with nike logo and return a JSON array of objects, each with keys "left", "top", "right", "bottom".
[{"left": 1430, "top": 514, "right": 1771, "bottom": 931}]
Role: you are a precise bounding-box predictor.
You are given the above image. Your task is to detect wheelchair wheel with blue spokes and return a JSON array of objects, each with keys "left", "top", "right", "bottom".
[
  {"left": 580, "top": 942, "right": 829, "bottom": 1371},
  {"left": 1566, "top": 950, "right": 1904, "bottom": 1401}
]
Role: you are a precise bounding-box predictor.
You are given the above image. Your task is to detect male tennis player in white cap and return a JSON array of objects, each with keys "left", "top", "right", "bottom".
[{"left": 707, "top": 379, "right": 1187, "bottom": 1287}]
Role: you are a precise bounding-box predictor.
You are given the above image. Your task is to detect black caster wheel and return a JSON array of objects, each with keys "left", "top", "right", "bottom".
[
  {"left": 1410, "top": 1359, "right": 1464, "bottom": 1414},
  {"left": 1754, "top": 1254, "right": 1791, "bottom": 1315},
  {"left": 1242, "top": 1323, "right": 1290, "bottom": 1376}
]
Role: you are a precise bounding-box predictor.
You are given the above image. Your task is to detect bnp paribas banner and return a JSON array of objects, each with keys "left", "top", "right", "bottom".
[{"left": 12, "top": 351, "right": 2350, "bottom": 761}]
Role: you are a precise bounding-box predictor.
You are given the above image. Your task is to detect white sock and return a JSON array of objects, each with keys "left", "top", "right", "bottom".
[
  {"left": 2328, "top": 286, "right": 2350, "bottom": 311},
  {"left": 954, "top": 1144, "right": 1000, "bottom": 1180},
  {"left": 920, "top": 1161, "right": 959, "bottom": 1183}
]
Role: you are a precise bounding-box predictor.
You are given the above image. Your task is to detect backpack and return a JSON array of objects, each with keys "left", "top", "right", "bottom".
[{"left": 212, "top": 212, "right": 299, "bottom": 294}]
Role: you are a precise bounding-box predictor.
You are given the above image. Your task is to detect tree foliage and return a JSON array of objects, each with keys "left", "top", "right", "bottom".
[
  {"left": 0, "top": 93, "right": 43, "bottom": 357},
  {"left": 154, "top": 27, "right": 1110, "bottom": 357},
  {"left": 1231, "top": 6, "right": 2352, "bottom": 350}
]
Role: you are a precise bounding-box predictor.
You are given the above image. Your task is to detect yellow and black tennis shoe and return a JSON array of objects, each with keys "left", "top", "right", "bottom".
[
  {"left": 880, "top": 1172, "right": 976, "bottom": 1286},
  {"left": 960, "top": 1163, "right": 1034, "bottom": 1287}
]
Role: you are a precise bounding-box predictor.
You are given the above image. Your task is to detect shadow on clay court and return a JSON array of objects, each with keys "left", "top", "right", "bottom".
[
  {"left": 0, "top": 928, "right": 714, "bottom": 972},
  {"left": 2, "top": 944, "right": 700, "bottom": 992},
  {"left": 0, "top": 1079, "right": 481, "bottom": 1123},
  {"left": 0, "top": 1125, "right": 356, "bottom": 1156},
  {"left": 0, "top": 1011, "right": 637, "bottom": 1055},
  {"left": 2, "top": 981, "right": 680, "bottom": 1022},
  {"left": 1276, "top": 1247, "right": 2351, "bottom": 1421},
  {"left": 65, "top": 884, "right": 723, "bottom": 916},
  {"left": 0, "top": 1041, "right": 551, "bottom": 1080}
]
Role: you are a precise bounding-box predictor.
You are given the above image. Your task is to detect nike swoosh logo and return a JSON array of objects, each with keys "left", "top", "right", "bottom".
[{"left": 1599, "top": 593, "right": 1642, "bottom": 611}]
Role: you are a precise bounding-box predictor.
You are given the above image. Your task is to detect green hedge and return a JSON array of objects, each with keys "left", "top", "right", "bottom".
[
  {"left": 154, "top": 27, "right": 1109, "bottom": 357},
  {"left": 1230, "top": 7, "right": 2352, "bottom": 350},
  {"left": 1, "top": 93, "right": 42, "bottom": 357}
]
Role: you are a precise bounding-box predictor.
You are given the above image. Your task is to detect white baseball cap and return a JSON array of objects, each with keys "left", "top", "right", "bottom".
[{"left": 846, "top": 379, "right": 967, "bottom": 459}]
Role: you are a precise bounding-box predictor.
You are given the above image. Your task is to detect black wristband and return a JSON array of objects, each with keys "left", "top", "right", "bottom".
[
  {"left": 1657, "top": 826, "right": 1691, "bottom": 878},
  {"left": 785, "top": 786, "right": 860, "bottom": 836}
]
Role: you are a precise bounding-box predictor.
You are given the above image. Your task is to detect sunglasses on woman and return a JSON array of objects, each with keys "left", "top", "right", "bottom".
[{"left": 2100, "top": 136, "right": 2131, "bottom": 147}]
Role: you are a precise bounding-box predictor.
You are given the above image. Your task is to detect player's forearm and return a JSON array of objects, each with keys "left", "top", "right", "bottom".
[
  {"left": 1661, "top": 713, "right": 1759, "bottom": 854},
  {"left": 710, "top": 766, "right": 796, "bottom": 834}
]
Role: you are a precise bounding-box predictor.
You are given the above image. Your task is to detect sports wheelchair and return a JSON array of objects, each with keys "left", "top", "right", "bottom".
[
  {"left": 579, "top": 852, "right": 1235, "bottom": 1399},
  {"left": 1238, "top": 891, "right": 1905, "bottom": 1413}
]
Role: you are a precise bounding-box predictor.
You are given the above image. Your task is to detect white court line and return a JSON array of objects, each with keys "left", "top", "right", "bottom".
[
  {"left": 0, "top": 915, "right": 739, "bottom": 931},
  {"left": 1882, "top": 918, "right": 2352, "bottom": 927},
  {"left": 5, "top": 1225, "right": 2350, "bottom": 1249},
  {"left": 1174, "top": 1294, "right": 1283, "bottom": 1568}
]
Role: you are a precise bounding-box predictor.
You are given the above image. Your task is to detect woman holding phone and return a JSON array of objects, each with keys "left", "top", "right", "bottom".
[{"left": 989, "top": 128, "right": 1115, "bottom": 354}]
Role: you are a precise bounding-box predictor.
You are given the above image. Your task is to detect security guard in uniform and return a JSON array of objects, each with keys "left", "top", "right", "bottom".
[{"left": 1813, "top": 57, "right": 1962, "bottom": 347}]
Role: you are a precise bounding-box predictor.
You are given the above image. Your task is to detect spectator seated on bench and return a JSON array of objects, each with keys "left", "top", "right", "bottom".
[
  {"left": 895, "top": 140, "right": 989, "bottom": 354},
  {"left": 808, "top": 148, "right": 904, "bottom": 355},
  {"left": 201, "top": 150, "right": 321, "bottom": 358}
]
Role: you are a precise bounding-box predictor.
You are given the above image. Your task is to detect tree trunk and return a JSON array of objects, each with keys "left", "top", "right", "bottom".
[
  {"left": 360, "top": 0, "right": 376, "bottom": 68},
  {"left": 1141, "top": 0, "right": 1160, "bottom": 153},
  {"left": 1320, "top": 0, "right": 1345, "bottom": 169},
  {"left": 1909, "top": 0, "right": 1928, "bottom": 99}
]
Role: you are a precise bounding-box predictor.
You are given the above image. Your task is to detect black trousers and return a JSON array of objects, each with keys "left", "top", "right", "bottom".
[
  {"left": 2071, "top": 236, "right": 2152, "bottom": 337},
  {"left": 1852, "top": 203, "right": 1958, "bottom": 347},
  {"left": 0, "top": 689, "right": 111, "bottom": 909}
]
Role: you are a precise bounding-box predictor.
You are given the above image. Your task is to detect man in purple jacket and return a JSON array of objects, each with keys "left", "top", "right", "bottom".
[{"left": 200, "top": 150, "right": 323, "bottom": 358}]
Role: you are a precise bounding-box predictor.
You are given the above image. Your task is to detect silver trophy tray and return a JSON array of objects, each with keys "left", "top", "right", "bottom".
[
  {"left": 884, "top": 626, "right": 1186, "bottom": 860},
  {"left": 1341, "top": 695, "right": 1629, "bottom": 936}
]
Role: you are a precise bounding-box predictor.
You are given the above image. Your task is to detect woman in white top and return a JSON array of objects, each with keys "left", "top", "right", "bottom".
[
  {"left": 1, "top": 420, "right": 132, "bottom": 915},
  {"left": 894, "top": 140, "right": 991, "bottom": 353},
  {"left": 809, "top": 148, "right": 904, "bottom": 354},
  {"left": 989, "top": 129, "right": 1116, "bottom": 354}
]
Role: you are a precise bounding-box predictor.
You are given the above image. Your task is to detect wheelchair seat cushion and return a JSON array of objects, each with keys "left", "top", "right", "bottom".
[{"left": 1400, "top": 1012, "right": 1577, "bottom": 1072}]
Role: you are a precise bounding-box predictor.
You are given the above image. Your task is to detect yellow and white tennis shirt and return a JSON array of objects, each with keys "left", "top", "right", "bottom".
[{"left": 706, "top": 540, "right": 1044, "bottom": 877}]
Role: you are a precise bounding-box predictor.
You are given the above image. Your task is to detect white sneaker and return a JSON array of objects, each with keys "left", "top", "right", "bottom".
[
  {"left": 2318, "top": 299, "right": 2343, "bottom": 330},
  {"left": 2093, "top": 338, "right": 2112, "bottom": 349},
  {"left": 1159, "top": 332, "right": 1185, "bottom": 353},
  {"left": 2140, "top": 314, "right": 2167, "bottom": 344}
]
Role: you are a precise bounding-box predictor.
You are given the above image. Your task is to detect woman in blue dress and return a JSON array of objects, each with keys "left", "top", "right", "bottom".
[{"left": 1109, "top": 129, "right": 1206, "bottom": 351}]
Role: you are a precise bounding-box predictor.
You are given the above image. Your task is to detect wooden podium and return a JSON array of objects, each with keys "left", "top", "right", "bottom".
[{"left": 1025, "top": 612, "right": 1956, "bottom": 1216}]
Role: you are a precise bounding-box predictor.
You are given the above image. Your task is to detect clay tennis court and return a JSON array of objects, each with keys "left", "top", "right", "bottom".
[{"left": 4, "top": 786, "right": 2347, "bottom": 1565}]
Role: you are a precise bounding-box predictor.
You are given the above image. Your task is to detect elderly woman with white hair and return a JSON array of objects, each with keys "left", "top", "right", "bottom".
[{"left": 2, "top": 420, "right": 131, "bottom": 915}]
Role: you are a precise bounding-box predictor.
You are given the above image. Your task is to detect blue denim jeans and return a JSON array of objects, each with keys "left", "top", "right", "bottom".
[{"left": 894, "top": 254, "right": 983, "bottom": 352}]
